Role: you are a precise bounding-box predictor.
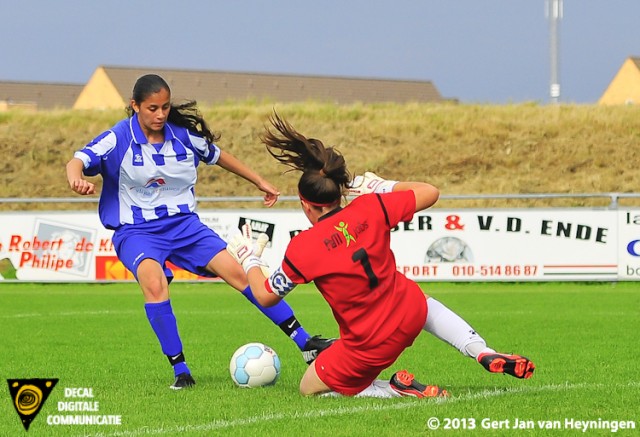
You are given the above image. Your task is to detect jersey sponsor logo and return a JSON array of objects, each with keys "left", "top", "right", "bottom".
[
  {"left": 323, "top": 220, "right": 369, "bottom": 251},
  {"left": 323, "top": 233, "right": 344, "bottom": 250},
  {"left": 129, "top": 177, "right": 179, "bottom": 197},
  {"left": 143, "top": 178, "right": 166, "bottom": 189},
  {"left": 334, "top": 221, "right": 356, "bottom": 246}
]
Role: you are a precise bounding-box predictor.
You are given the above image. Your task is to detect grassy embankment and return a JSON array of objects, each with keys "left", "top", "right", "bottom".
[{"left": 0, "top": 102, "right": 638, "bottom": 211}]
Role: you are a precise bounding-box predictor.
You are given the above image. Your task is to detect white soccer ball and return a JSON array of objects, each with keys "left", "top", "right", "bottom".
[{"left": 229, "top": 342, "right": 281, "bottom": 388}]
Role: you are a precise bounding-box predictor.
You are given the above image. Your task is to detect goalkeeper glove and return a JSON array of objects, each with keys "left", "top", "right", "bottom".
[
  {"left": 347, "top": 171, "right": 398, "bottom": 196},
  {"left": 226, "top": 224, "right": 270, "bottom": 275}
]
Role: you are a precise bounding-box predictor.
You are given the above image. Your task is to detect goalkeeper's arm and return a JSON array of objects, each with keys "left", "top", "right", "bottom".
[
  {"left": 393, "top": 181, "right": 440, "bottom": 212},
  {"left": 244, "top": 267, "right": 282, "bottom": 308},
  {"left": 226, "top": 227, "right": 283, "bottom": 308},
  {"left": 348, "top": 172, "right": 440, "bottom": 212}
]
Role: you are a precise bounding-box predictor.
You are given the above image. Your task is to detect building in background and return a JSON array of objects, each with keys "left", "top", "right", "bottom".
[
  {"left": 599, "top": 57, "right": 640, "bottom": 105},
  {"left": 72, "top": 65, "right": 445, "bottom": 110},
  {"left": 0, "top": 81, "right": 82, "bottom": 111}
]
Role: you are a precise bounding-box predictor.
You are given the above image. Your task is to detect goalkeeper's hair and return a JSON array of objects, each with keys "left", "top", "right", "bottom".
[
  {"left": 261, "top": 111, "right": 351, "bottom": 206},
  {"left": 126, "top": 74, "right": 220, "bottom": 144}
]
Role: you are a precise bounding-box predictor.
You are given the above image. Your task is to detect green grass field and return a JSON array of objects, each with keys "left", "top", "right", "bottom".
[{"left": 1, "top": 281, "right": 638, "bottom": 436}]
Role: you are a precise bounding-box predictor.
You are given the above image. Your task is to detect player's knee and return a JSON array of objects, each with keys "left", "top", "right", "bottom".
[
  {"left": 139, "top": 278, "right": 168, "bottom": 302},
  {"left": 207, "top": 252, "right": 248, "bottom": 291}
]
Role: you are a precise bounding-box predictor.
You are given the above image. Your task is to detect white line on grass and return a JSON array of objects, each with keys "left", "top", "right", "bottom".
[
  {"left": 2, "top": 309, "right": 263, "bottom": 319},
  {"left": 82, "top": 382, "right": 634, "bottom": 437},
  {"left": 1, "top": 310, "right": 140, "bottom": 318}
]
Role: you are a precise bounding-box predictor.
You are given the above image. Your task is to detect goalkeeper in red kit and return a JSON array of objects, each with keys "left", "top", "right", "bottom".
[{"left": 227, "top": 112, "right": 535, "bottom": 398}]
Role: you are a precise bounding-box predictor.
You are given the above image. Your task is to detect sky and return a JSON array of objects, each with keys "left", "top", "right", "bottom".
[{"left": 1, "top": 0, "right": 638, "bottom": 104}]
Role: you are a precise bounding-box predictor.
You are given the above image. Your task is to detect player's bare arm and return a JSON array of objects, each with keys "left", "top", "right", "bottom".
[
  {"left": 65, "top": 157, "right": 96, "bottom": 195},
  {"left": 216, "top": 150, "right": 280, "bottom": 207}
]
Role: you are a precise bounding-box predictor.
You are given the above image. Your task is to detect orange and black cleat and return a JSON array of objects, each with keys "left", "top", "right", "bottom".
[
  {"left": 389, "top": 370, "right": 449, "bottom": 398},
  {"left": 477, "top": 352, "right": 535, "bottom": 379}
]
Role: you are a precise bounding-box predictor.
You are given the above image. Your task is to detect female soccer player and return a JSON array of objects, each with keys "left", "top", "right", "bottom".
[
  {"left": 227, "top": 112, "right": 535, "bottom": 398},
  {"left": 65, "top": 75, "right": 333, "bottom": 390}
]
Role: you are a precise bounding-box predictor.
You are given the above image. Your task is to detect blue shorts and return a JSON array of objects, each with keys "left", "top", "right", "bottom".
[{"left": 112, "top": 213, "right": 226, "bottom": 280}]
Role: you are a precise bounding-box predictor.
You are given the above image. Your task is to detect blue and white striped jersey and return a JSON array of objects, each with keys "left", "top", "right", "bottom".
[{"left": 74, "top": 114, "right": 221, "bottom": 230}]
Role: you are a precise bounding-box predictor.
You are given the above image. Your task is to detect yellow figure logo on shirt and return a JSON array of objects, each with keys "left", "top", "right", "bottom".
[{"left": 335, "top": 221, "right": 356, "bottom": 247}]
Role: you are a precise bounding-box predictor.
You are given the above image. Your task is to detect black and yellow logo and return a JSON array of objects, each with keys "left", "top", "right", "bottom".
[{"left": 7, "top": 378, "right": 58, "bottom": 431}]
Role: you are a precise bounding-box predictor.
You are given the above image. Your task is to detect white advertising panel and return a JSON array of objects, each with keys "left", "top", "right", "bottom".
[
  {"left": 618, "top": 209, "right": 640, "bottom": 281},
  {"left": 0, "top": 208, "right": 636, "bottom": 282},
  {"left": 389, "top": 209, "right": 617, "bottom": 281}
]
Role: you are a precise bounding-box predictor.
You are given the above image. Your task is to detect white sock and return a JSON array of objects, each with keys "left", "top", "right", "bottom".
[
  {"left": 319, "top": 380, "right": 399, "bottom": 398},
  {"left": 355, "top": 380, "right": 400, "bottom": 398},
  {"left": 319, "top": 391, "right": 342, "bottom": 398},
  {"left": 423, "top": 297, "right": 494, "bottom": 358}
]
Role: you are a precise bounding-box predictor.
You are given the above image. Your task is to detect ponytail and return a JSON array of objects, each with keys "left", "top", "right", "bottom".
[{"left": 261, "top": 112, "right": 351, "bottom": 206}]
